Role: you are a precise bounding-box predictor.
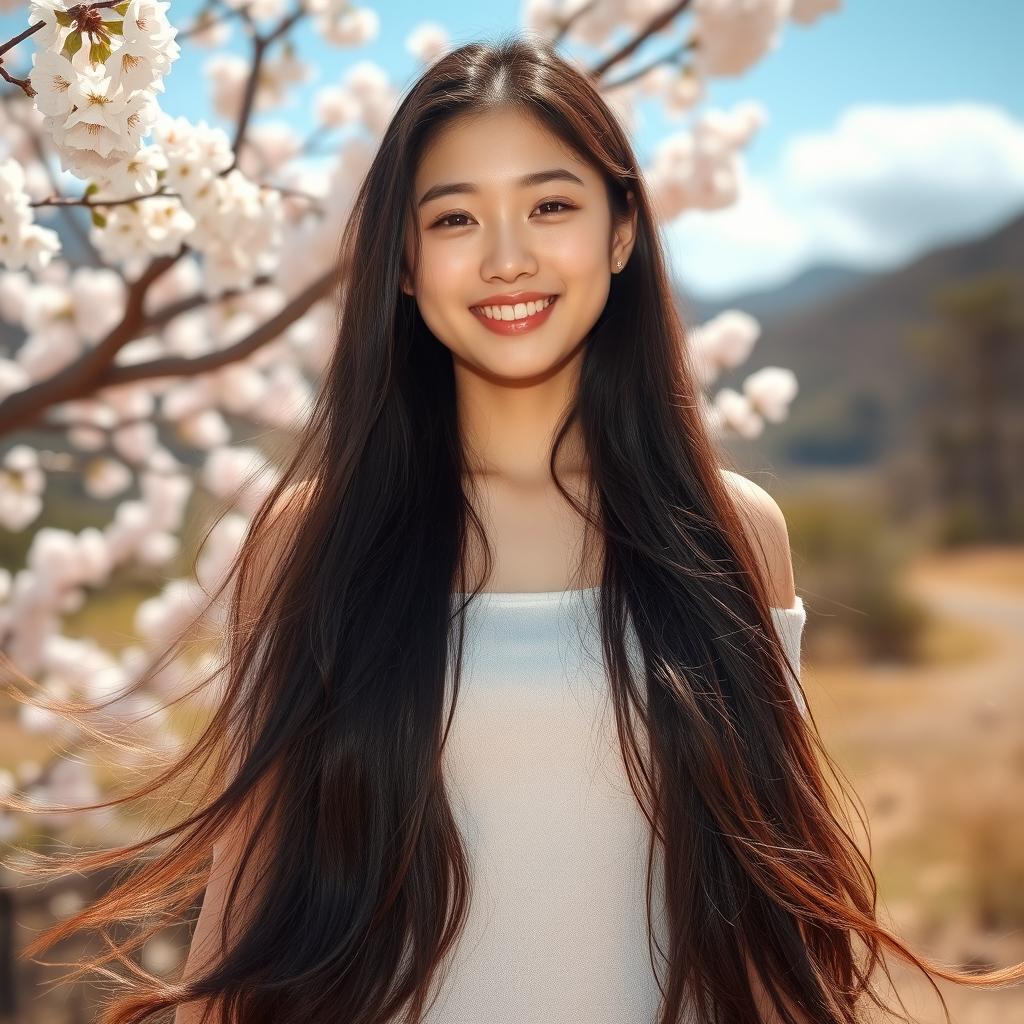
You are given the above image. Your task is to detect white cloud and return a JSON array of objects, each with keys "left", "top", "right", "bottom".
[{"left": 666, "top": 101, "right": 1024, "bottom": 300}]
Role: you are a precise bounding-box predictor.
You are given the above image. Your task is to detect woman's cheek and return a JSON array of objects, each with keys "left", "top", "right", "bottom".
[
  {"left": 421, "top": 241, "right": 476, "bottom": 295},
  {"left": 547, "top": 223, "right": 606, "bottom": 276}
]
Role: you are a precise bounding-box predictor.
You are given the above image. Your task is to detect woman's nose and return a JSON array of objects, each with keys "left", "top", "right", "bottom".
[{"left": 481, "top": 232, "right": 537, "bottom": 281}]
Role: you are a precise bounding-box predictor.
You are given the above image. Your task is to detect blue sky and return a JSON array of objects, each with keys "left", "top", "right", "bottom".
[{"left": 4, "top": 1, "right": 1023, "bottom": 299}]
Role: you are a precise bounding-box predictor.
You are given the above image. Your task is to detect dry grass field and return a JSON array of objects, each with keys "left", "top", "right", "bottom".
[{"left": 804, "top": 546, "right": 1024, "bottom": 1022}]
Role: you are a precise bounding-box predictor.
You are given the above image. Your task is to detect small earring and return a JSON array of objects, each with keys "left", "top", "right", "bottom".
[{"left": 616, "top": 258, "right": 623, "bottom": 271}]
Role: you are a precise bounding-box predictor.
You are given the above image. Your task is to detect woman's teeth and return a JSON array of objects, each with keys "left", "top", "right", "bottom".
[{"left": 472, "top": 296, "right": 556, "bottom": 320}]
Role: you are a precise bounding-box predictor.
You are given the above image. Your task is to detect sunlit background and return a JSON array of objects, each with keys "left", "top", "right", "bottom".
[{"left": 0, "top": 2, "right": 1022, "bottom": 1021}]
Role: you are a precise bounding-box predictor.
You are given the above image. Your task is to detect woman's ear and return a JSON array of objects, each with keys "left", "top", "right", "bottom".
[{"left": 612, "top": 190, "right": 638, "bottom": 272}]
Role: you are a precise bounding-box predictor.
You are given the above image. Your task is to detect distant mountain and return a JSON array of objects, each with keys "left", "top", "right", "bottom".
[
  {"left": 701, "top": 208, "right": 1024, "bottom": 472},
  {"left": 683, "top": 263, "right": 876, "bottom": 322}
]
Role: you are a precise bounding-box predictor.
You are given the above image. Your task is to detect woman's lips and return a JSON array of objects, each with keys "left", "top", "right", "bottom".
[{"left": 469, "top": 296, "right": 558, "bottom": 336}]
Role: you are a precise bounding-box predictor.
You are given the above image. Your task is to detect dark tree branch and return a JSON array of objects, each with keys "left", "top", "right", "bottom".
[
  {"left": 587, "top": 0, "right": 693, "bottom": 82},
  {"left": 30, "top": 190, "right": 177, "bottom": 209},
  {"left": 551, "top": 0, "right": 600, "bottom": 47},
  {"left": 142, "top": 274, "right": 275, "bottom": 333},
  {"left": 0, "top": 248, "right": 184, "bottom": 435},
  {"left": 178, "top": 1, "right": 241, "bottom": 43},
  {"left": 227, "top": 5, "right": 306, "bottom": 172},
  {"left": 601, "top": 38, "right": 696, "bottom": 92},
  {"left": 105, "top": 266, "right": 336, "bottom": 385},
  {"left": 0, "top": 258, "right": 332, "bottom": 439}
]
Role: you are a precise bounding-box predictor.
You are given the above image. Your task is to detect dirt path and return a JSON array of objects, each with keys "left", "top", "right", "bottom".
[{"left": 816, "top": 549, "right": 1024, "bottom": 1024}]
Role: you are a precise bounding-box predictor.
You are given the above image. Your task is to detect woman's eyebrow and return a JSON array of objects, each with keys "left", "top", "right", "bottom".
[{"left": 417, "top": 168, "right": 585, "bottom": 208}]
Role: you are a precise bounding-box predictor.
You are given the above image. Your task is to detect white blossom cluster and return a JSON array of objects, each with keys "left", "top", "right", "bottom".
[
  {"left": 0, "top": 157, "right": 61, "bottom": 271},
  {"left": 87, "top": 113, "right": 286, "bottom": 296},
  {"left": 689, "top": 310, "right": 799, "bottom": 439},
  {"left": 26, "top": 0, "right": 180, "bottom": 180},
  {"left": 18, "top": 1, "right": 297, "bottom": 293},
  {"left": 0, "top": 262, "right": 126, "bottom": 409},
  {"left": 0, "top": 444, "right": 47, "bottom": 531},
  {"left": 302, "top": 0, "right": 380, "bottom": 48},
  {"left": 648, "top": 101, "right": 766, "bottom": 219}
]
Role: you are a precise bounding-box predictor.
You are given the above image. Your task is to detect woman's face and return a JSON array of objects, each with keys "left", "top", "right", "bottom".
[{"left": 403, "top": 107, "right": 635, "bottom": 383}]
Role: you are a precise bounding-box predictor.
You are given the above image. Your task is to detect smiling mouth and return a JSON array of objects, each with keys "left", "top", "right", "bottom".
[{"left": 468, "top": 295, "right": 559, "bottom": 321}]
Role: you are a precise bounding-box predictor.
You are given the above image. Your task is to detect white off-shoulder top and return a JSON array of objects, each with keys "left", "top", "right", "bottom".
[{"left": 421, "top": 587, "right": 807, "bottom": 1023}]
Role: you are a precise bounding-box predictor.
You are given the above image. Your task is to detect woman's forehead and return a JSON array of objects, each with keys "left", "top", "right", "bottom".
[{"left": 415, "top": 111, "right": 587, "bottom": 189}]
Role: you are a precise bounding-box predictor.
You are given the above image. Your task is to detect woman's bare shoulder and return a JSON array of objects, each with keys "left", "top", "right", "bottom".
[{"left": 718, "top": 469, "right": 797, "bottom": 609}]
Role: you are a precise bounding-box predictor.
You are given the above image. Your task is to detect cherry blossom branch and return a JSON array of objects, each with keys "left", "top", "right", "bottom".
[
  {"left": 0, "top": 255, "right": 332, "bottom": 435},
  {"left": 601, "top": 38, "right": 696, "bottom": 92},
  {"left": 178, "top": 1, "right": 245, "bottom": 43},
  {"left": 105, "top": 265, "right": 336, "bottom": 385},
  {"left": 588, "top": 0, "right": 693, "bottom": 81},
  {"left": 0, "top": 63, "right": 33, "bottom": 97},
  {"left": 0, "top": 18, "right": 50, "bottom": 60},
  {"left": 0, "top": 248, "right": 183, "bottom": 435},
  {"left": 141, "top": 274, "right": 274, "bottom": 333},
  {"left": 0, "top": 2, "right": 320, "bottom": 431},
  {"left": 28, "top": 182, "right": 324, "bottom": 215},
  {"left": 228, "top": 4, "right": 306, "bottom": 172},
  {"left": 551, "top": 0, "right": 599, "bottom": 46},
  {"left": 29, "top": 189, "right": 181, "bottom": 210}
]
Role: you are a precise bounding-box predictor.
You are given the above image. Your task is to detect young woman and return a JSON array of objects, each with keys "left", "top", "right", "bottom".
[{"left": 11, "top": 32, "right": 1024, "bottom": 1024}]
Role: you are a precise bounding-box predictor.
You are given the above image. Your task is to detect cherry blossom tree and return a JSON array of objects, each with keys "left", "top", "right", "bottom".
[{"left": 0, "top": 0, "right": 841, "bottom": 944}]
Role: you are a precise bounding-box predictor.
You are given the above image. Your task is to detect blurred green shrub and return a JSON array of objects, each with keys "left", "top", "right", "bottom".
[{"left": 784, "top": 493, "right": 932, "bottom": 664}]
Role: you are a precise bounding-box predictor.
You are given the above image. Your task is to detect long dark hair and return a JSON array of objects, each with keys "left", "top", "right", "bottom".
[{"left": 6, "top": 31, "right": 1023, "bottom": 1024}]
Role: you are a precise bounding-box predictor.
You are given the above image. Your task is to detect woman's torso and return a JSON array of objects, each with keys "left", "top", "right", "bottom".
[{"left": 420, "top": 586, "right": 807, "bottom": 1023}]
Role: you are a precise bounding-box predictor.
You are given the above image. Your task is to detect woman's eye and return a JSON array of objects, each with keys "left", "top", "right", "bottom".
[
  {"left": 433, "top": 212, "right": 472, "bottom": 229},
  {"left": 536, "top": 200, "right": 574, "bottom": 216},
  {"left": 431, "top": 200, "right": 576, "bottom": 230}
]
